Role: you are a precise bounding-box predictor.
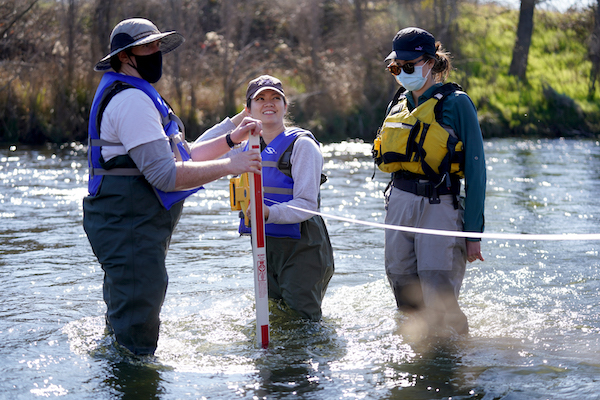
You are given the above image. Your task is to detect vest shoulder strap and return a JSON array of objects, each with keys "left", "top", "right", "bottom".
[
  {"left": 432, "top": 82, "right": 462, "bottom": 124},
  {"left": 387, "top": 87, "right": 407, "bottom": 116}
]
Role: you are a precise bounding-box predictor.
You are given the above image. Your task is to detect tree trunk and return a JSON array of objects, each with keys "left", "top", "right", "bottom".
[
  {"left": 509, "top": 0, "right": 536, "bottom": 80},
  {"left": 307, "top": 0, "right": 323, "bottom": 89},
  {"left": 168, "top": 0, "right": 183, "bottom": 111},
  {"left": 93, "top": 0, "right": 112, "bottom": 62},
  {"left": 221, "top": 0, "right": 237, "bottom": 117},
  {"left": 432, "top": 0, "right": 459, "bottom": 48},
  {"left": 588, "top": 0, "right": 600, "bottom": 100},
  {"left": 65, "top": 0, "right": 75, "bottom": 88}
]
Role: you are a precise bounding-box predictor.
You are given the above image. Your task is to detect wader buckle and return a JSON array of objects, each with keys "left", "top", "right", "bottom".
[
  {"left": 429, "top": 173, "right": 451, "bottom": 205},
  {"left": 428, "top": 187, "right": 441, "bottom": 204}
]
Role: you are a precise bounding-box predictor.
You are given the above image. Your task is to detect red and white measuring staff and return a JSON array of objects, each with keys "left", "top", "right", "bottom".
[{"left": 248, "top": 131, "right": 269, "bottom": 348}]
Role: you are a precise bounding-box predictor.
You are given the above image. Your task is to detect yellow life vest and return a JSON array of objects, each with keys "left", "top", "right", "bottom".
[{"left": 373, "top": 83, "right": 465, "bottom": 180}]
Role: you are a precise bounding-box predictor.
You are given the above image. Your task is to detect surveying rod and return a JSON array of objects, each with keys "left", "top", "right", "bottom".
[{"left": 248, "top": 130, "right": 269, "bottom": 348}]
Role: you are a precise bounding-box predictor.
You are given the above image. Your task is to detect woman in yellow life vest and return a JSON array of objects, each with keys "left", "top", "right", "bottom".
[{"left": 376, "top": 27, "right": 486, "bottom": 336}]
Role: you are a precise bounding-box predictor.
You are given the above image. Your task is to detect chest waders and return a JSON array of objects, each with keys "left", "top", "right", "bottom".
[{"left": 83, "top": 72, "right": 191, "bottom": 355}]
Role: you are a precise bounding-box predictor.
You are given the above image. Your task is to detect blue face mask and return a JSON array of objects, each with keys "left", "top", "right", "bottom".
[{"left": 395, "top": 64, "right": 431, "bottom": 91}]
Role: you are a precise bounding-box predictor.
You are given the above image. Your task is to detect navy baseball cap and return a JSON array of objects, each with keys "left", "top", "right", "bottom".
[{"left": 384, "top": 27, "right": 436, "bottom": 62}]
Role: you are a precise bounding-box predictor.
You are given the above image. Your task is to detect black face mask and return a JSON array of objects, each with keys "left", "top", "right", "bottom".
[{"left": 130, "top": 51, "right": 163, "bottom": 83}]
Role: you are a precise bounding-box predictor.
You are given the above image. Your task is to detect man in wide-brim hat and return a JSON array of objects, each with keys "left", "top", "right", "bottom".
[{"left": 83, "top": 18, "right": 262, "bottom": 355}]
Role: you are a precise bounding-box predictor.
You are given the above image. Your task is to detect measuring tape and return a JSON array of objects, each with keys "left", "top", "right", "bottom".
[{"left": 275, "top": 202, "right": 600, "bottom": 241}]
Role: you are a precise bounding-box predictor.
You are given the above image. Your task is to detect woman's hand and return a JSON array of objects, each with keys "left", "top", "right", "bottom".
[
  {"left": 246, "top": 200, "right": 269, "bottom": 223},
  {"left": 230, "top": 117, "right": 262, "bottom": 145},
  {"left": 466, "top": 240, "right": 484, "bottom": 263}
]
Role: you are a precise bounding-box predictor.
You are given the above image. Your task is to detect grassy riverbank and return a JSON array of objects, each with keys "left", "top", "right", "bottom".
[
  {"left": 452, "top": 3, "right": 600, "bottom": 138},
  {"left": 0, "top": 1, "right": 598, "bottom": 144}
]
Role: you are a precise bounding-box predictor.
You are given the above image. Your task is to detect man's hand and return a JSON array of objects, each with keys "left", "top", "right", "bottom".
[{"left": 228, "top": 148, "right": 262, "bottom": 176}]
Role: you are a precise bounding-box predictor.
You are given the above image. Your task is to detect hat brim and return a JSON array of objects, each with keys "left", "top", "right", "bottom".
[
  {"left": 384, "top": 49, "right": 426, "bottom": 62},
  {"left": 94, "top": 31, "right": 184, "bottom": 71},
  {"left": 250, "top": 86, "right": 286, "bottom": 100}
]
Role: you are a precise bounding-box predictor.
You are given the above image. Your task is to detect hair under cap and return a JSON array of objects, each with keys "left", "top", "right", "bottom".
[
  {"left": 94, "top": 18, "right": 184, "bottom": 71},
  {"left": 384, "top": 27, "right": 436, "bottom": 62},
  {"left": 246, "top": 75, "right": 286, "bottom": 101}
]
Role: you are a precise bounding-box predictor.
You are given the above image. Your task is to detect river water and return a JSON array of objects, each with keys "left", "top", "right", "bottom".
[{"left": 1, "top": 138, "right": 599, "bottom": 400}]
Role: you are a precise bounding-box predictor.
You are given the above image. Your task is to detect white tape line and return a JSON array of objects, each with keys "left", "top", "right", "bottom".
[{"left": 271, "top": 201, "right": 600, "bottom": 241}]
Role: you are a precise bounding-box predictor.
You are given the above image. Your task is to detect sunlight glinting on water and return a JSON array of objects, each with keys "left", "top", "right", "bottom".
[{"left": 2, "top": 140, "right": 600, "bottom": 399}]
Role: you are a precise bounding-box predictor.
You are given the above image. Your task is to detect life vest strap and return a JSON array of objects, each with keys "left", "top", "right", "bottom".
[
  {"left": 162, "top": 112, "right": 185, "bottom": 136},
  {"left": 92, "top": 167, "right": 142, "bottom": 176},
  {"left": 264, "top": 186, "right": 294, "bottom": 195},
  {"left": 262, "top": 161, "right": 279, "bottom": 168},
  {"left": 90, "top": 138, "right": 121, "bottom": 146}
]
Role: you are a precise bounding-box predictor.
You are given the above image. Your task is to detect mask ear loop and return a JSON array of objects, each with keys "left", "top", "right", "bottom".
[
  {"left": 124, "top": 49, "right": 137, "bottom": 71},
  {"left": 423, "top": 63, "right": 432, "bottom": 80},
  {"left": 423, "top": 58, "right": 435, "bottom": 81}
]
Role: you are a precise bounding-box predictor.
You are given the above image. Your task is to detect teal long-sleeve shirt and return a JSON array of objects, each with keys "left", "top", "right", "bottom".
[{"left": 404, "top": 83, "right": 486, "bottom": 238}]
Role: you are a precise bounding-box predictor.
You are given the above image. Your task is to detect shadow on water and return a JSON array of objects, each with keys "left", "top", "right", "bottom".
[
  {"left": 251, "top": 302, "right": 347, "bottom": 399},
  {"left": 64, "top": 317, "right": 169, "bottom": 400},
  {"left": 103, "top": 360, "right": 164, "bottom": 400},
  {"left": 372, "top": 314, "right": 478, "bottom": 400},
  {"left": 384, "top": 342, "right": 474, "bottom": 400}
]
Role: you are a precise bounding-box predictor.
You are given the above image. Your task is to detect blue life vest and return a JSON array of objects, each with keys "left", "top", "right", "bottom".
[
  {"left": 87, "top": 72, "right": 200, "bottom": 210},
  {"left": 239, "top": 128, "right": 319, "bottom": 239}
]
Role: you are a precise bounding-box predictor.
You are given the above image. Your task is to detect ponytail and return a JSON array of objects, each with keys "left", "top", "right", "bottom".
[{"left": 425, "top": 41, "right": 453, "bottom": 83}]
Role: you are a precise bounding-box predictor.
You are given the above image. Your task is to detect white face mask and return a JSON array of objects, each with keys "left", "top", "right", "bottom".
[{"left": 395, "top": 64, "right": 431, "bottom": 91}]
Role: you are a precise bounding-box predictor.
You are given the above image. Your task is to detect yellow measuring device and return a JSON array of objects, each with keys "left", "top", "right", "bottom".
[{"left": 229, "top": 172, "right": 251, "bottom": 226}]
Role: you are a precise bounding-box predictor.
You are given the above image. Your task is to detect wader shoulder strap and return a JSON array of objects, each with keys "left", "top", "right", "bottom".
[
  {"left": 91, "top": 81, "right": 142, "bottom": 176},
  {"left": 95, "top": 81, "right": 135, "bottom": 137},
  {"left": 277, "top": 133, "right": 327, "bottom": 186}
]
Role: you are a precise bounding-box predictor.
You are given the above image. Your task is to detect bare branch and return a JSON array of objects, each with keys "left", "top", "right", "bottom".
[{"left": 0, "top": 0, "right": 39, "bottom": 39}]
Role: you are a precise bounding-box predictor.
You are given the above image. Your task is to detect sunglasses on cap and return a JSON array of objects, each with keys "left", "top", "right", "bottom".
[{"left": 386, "top": 58, "right": 426, "bottom": 75}]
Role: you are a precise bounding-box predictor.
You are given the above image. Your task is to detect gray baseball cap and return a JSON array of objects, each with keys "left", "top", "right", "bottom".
[
  {"left": 246, "top": 75, "right": 286, "bottom": 101},
  {"left": 94, "top": 18, "right": 184, "bottom": 71}
]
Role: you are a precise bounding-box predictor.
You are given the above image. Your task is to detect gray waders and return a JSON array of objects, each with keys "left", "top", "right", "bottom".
[{"left": 83, "top": 175, "right": 183, "bottom": 355}]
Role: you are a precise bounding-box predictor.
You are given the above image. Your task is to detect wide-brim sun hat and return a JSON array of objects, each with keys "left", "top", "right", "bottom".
[
  {"left": 246, "top": 75, "right": 286, "bottom": 101},
  {"left": 384, "top": 27, "right": 436, "bottom": 62},
  {"left": 94, "top": 18, "right": 184, "bottom": 71}
]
